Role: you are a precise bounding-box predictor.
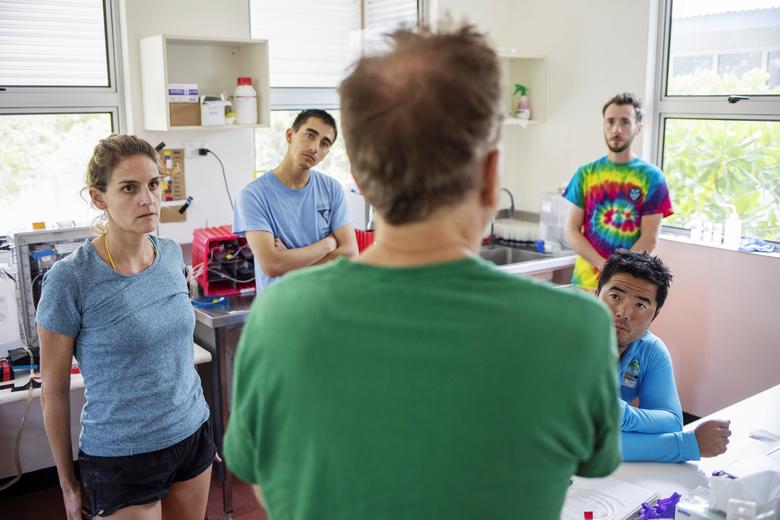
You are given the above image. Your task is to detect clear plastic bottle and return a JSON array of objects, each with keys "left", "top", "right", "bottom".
[{"left": 234, "top": 77, "right": 257, "bottom": 125}]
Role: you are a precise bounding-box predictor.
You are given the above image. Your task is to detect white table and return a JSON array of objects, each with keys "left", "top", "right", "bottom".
[
  {"left": 0, "top": 343, "right": 213, "bottom": 479},
  {"left": 0, "top": 343, "right": 212, "bottom": 405},
  {"left": 614, "top": 384, "right": 780, "bottom": 497}
]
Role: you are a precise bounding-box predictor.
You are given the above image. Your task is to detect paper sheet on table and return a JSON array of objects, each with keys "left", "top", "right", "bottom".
[{"left": 561, "top": 476, "right": 658, "bottom": 520}]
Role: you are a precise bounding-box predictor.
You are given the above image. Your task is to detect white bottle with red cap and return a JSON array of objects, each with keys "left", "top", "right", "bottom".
[{"left": 234, "top": 77, "right": 257, "bottom": 125}]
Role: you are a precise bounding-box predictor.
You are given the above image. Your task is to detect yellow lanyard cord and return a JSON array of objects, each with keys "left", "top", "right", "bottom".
[{"left": 104, "top": 233, "right": 157, "bottom": 272}]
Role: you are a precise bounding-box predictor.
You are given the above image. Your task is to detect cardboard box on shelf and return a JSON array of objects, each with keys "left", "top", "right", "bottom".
[{"left": 169, "top": 102, "right": 201, "bottom": 126}]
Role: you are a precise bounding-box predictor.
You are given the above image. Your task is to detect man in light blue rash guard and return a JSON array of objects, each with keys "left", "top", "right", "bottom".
[
  {"left": 233, "top": 109, "right": 358, "bottom": 293},
  {"left": 596, "top": 249, "right": 732, "bottom": 462}
]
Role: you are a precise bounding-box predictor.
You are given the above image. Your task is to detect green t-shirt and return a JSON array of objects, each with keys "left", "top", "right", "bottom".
[{"left": 224, "top": 256, "right": 620, "bottom": 519}]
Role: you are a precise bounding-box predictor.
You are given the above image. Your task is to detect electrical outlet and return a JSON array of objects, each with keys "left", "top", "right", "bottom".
[{"left": 185, "top": 142, "right": 205, "bottom": 158}]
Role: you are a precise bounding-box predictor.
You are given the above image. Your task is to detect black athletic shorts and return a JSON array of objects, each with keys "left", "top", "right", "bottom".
[{"left": 78, "top": 418, "right": 216, "bottom": 517}]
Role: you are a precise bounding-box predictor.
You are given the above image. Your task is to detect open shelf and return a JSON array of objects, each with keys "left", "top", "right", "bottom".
[
  {"left": 139, "top": 35, "right": 271, "bottom": 131},
  {"left": 498, "top": 52, "right": 547, "bottom": 125}
]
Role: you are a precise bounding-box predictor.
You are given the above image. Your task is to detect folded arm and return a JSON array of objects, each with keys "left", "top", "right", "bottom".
[
  {"left": 246, "top": 230, "right": 336, "bottom": 277},
  {"left": 314, "top": 224, "right": 358, "bottom": 265}
]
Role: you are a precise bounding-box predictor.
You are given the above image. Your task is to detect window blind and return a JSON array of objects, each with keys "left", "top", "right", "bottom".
[
  {"left": 250, "top": 0, "right": 418, "bottom": 88},
  {"left": 0, "top": 0, "right": 109, "bottom": 87}
]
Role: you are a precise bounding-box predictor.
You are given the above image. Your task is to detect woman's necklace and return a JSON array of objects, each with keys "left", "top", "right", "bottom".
[{"left": 104, "top": 232, "right": 157, "bottom": 272}]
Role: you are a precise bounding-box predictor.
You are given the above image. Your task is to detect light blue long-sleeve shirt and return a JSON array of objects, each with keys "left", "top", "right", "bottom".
[{"left": 618, "top": 331, "right": 700, "bottom": 462}]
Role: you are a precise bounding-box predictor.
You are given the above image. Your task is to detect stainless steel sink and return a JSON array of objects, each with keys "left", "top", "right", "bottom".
[{"left": 479, "top": 244, "right": 546, "bottom": 265}]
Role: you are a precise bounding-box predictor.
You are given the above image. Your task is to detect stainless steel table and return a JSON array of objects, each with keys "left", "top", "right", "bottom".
[{"left": 193, "top": 295, "right": 254, "bottom": 520}]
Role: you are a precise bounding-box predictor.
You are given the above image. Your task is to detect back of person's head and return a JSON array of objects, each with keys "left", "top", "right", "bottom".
[
  {"left": 86, "top": 134, "right": 158, "bottom": 193},
  {"left": 291, "top": 109, "right": 338, "bottom": 141},
  {"left": 602, "top": 92, "right": 643, "bottom": 123},
  {"left": 338, "top": 23, "right": 503, "bottom": 225},
  {"left": 597, "top": 249, "right": 673, "bottom": 309}
]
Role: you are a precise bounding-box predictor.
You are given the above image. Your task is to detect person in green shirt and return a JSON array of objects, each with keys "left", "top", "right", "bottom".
[{"left": 224, "top": 22, "right": 621, "bottom": 520}]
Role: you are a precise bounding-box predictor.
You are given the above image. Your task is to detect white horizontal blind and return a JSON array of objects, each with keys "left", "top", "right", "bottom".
[
  {"left": 365, "top": 0, "right": 417, "bottom": 30},
  {"left": 359, "top": 0, "right": 418, "bottom": 55},
  {"left": 250, "top": 0, "right": 358, "bottom": 88},
  {"left": 0, "top": 0, "right": 109, "bottom": 87}
]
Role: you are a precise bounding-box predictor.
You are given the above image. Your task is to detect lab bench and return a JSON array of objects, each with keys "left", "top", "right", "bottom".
[{"left": 193, "top": 295, "right": 254, "bottom": 520}]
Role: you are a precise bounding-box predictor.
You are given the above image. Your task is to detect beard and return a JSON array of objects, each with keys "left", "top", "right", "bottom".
[{"left": 606, "top": 136, "right": 633, "bottom": 153}]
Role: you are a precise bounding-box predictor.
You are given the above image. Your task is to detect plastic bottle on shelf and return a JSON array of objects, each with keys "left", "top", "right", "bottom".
[
  {"left": 689, "top": 218, "right": 703, "bottom": 242},
  {"left": 711, "top": 222, "right": 723, "bottom": 245},
  {"left": 234, "top": 77, "right": 258, "bottom": 125},
  {"left": 701, "top": 220, "right": 713, "bottom": 243},
  {"left": 513, "top": 83, "right": 530, "bottom": 120}
]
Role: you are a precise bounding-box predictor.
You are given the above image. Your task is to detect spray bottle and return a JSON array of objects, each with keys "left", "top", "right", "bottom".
[{"left": 513, "top": 83, "right": 530, "bottom": 120}]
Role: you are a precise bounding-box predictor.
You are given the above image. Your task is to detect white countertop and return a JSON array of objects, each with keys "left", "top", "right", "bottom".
[
  {"left": 614, "top": 383, "right": 780, "bottom": 497},
  {"left": 0, "top": 343, "right": 212, "bottom": 406},
  {"left": 496, "top": 252, "right": 577, "bottom": 276}
]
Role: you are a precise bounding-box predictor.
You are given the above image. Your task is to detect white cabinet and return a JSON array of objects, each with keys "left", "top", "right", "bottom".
[
  {"left": 139, "top": 35, "right": 271, "bottom": 131},
  {"left": 497, "top": 52, "right": 547, "bottom": 126}
]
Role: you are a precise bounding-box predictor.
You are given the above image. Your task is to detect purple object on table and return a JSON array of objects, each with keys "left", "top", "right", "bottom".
[{"left": 637, "top": 492, "right": 681, "bottom": 519}]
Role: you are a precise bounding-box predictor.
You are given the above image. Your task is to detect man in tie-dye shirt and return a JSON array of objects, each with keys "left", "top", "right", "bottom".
[{"left": 563, "top": 93, "right": 673, "bottom": 291}]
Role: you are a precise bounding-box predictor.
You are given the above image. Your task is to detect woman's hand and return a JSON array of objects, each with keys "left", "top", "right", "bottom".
[{"left": 61, "top": 482, "right": 88, "bottom": 519}]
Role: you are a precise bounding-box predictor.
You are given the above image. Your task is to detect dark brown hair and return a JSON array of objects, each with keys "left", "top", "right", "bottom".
[
  {"left": 338, "top": 23, "right": 503, "bottom": 225},
  {"left": 602, "top": 92, "right": 643, "bottom": 123}
]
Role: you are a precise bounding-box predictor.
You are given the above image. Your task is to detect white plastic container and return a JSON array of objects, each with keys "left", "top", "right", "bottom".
[
  {"left": 712, "top": 222, "right": 723, "bottom": 245},
  {"left": 234, "top": 77, "right": 258, "bottom": 125},
  {"left": 0, "top": 271, "right": 21, "bottom": 352},
  {"left": 723, "top": 213, "right": 743, "bottom": 249}
]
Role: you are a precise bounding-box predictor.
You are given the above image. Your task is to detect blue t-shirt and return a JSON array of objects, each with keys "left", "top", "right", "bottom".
[
  {"left": 233, "top": 170, "right": 351, "bottom": 292},
  {"left": 35, "top": 236, "right": 210, "bottom": 457},
  {"left": 618, "top": 331, "right": 699, "bottom": 462}
]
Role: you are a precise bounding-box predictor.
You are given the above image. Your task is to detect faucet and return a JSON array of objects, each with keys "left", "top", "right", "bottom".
[
  {"left": 489, "top": 188, "right": 517, "bottom": 243},
  {"left": 500, "top": 188, "right": 516, "bottom": 218}
]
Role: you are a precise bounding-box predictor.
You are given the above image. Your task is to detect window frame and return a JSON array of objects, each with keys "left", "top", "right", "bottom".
[
  {"left": 0, "top": 0, "right": 126, "bottom": 131},
  {"left": 651, "top": 0, "right": 780, "bottom": 238}
]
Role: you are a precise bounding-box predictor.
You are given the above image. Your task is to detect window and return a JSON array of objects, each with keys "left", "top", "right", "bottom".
[
  {"left": 0, "top": 0, "right": 124, "bottom": 235},
  {"left": 654, "top": 0, "right": 780, "bottom": 242},
  {"left": 255, "top": 110, "right": 352, "bottom": 186},
  {"left": 250, "top": 0, "right": 421, "bottom": 184}
]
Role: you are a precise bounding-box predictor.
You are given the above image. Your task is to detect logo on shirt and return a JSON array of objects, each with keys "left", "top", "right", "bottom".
[
  {"left": 628, "top": 187, "right": 642, "bottom": 201},
  {"left": 317, "top": 207, "right": 332, "bottom": 225},
  {"left": 622, "top": 359, "right": 640, "bottom": 389}
]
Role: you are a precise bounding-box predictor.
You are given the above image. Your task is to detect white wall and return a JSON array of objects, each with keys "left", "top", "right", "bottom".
[
  {"left": 434, "top": 0, "right": 779, "bottom": 416},
  {"left": 436, "top": 0, "right": 652, "bottom": 211},
  {"left": 120, "top": 0, "right": 257, "bottom": 243},
  {"left": 651, "top": 239, "right": 780, "bottom": 416}
]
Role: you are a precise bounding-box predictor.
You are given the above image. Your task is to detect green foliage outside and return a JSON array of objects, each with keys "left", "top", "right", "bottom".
[
  {"left": 663, "top": 69, "right": 780, "bottom": 241},
  {"left": 0, "top": 113, "right": 112, "bottom": 234}
]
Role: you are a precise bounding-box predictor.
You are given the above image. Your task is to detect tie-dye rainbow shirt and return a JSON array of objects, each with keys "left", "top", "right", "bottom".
[{"left": 563, "top": 156, "right": 673, "bottom": 290}]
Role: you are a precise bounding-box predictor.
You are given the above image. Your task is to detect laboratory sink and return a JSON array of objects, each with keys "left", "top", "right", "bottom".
[{"left": 478, "top": 244, "right": 546, "bottom": 266}]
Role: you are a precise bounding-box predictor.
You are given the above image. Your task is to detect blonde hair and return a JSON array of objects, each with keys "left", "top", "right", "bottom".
[{"left": 86, "top": 134, "right": 159, "bottom": 233}]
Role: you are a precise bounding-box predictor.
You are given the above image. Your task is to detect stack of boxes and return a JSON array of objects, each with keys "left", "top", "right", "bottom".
[{"left": 168, "top": 83, "right": 200, "bottom": 126}]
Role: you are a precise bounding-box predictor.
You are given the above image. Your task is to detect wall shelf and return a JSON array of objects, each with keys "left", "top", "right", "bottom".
[
  {"left": 498, "top": 52, "right": 547, "bottom": 126},
  {"left": 139, "top": 35, "right": 271, "bottom": 131}
]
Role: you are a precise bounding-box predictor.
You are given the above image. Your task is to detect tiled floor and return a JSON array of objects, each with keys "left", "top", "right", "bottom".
[{"left": 1, "top": 474, "right": 267, "bottom": 519}]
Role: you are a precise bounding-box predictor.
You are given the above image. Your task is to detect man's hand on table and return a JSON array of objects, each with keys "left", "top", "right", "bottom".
[{"left": 695, "top": 419, "right": 732, "bottom": 457}]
